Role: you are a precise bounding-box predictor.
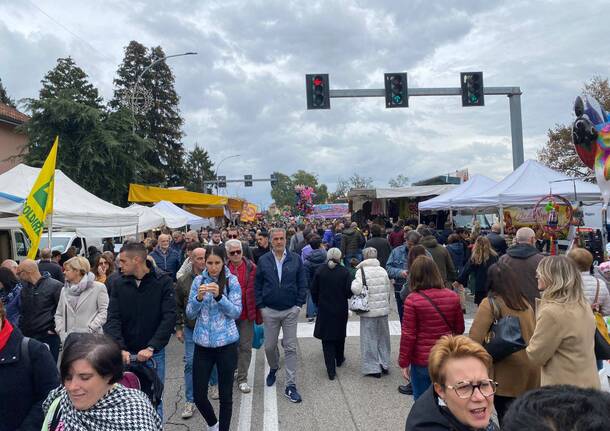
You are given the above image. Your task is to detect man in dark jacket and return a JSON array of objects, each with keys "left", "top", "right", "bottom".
[
  {"left": 303, "top": 236, "right": 327, "bottom": 322},
  {"left": 149, "top": 233, "right": 182, "bottom": 280},
  {"left": 252, "top": 230, "right": 270, "bottom": 264},
  {"left": 0, "top": 301, "right": 60, "bottom": 431},
  {"left": 255, "top": 228, "right": 307, "bottom": 403},
  {"left": 340, "top": 222, "right": 364, "bottom": 265},
  {"left": 365, "top": 224, "right": 392, "bottom": 268},
  {"left": 499, "top": 227, "right": 544, "bottom": 308},
  {"left": 486, "top": 223, "right": 508, "bottom": 256},
  {"left": 421, "top": 229, "right": 457, "bottom": 287},
  {"left": 37, "top": 248, "right": 64, "bottom": 283},
  {"left": 16, "top": 259, "right": 63, "bottom": 361},
  {"left": 103, "top": 242, "right": 176, "bottom": 418}
]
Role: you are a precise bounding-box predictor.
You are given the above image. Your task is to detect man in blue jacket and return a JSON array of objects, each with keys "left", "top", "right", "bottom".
[
  {"left": 149, "top": 233, "right": 182, "bottom": 280},
  {"left": 255, "top": 227, "right": 307, "bottom": 403}
]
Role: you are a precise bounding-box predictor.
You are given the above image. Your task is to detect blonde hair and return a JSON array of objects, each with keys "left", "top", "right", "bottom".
[
  {"left": 471, "top": 236, "right": 497, "bottom": 265},
  {"left": 64, "top": 256, "right": 90, "bottom": 276},
  {"left": 428, "top": 335, "right": 492, "bottom": 386},
  {"left": 567, "top": 248, "right": 593, "bottom": 272},
  {"left": 536, "top": 256, "right": 587, "bottom": 305}
]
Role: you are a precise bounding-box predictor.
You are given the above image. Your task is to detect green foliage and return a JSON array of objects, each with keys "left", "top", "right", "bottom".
[
  {"left": 0, "top": 78, "right": 15, "bottom": 107},
  {"left": 270, "top": 170, "right": 329, "bottom": 207},
  {"left": 389, "top": 174, "right": 410, "bottom": 187},
  {"left": 184, "top": 145, "right": 215, "bottom": 192},
  {"left": 40, "top": 57, "right": 102, "bottom": 109}
]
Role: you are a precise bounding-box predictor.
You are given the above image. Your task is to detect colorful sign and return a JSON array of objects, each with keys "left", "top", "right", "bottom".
[
  {"left": 240, "top": 203, "right": 258, "bottom": 222},
  {"left": 503, "top": 206, "right": 571, "bottom": 239},
  {"left": 312, "top": 204, "right": 349, "bottom": 219}
]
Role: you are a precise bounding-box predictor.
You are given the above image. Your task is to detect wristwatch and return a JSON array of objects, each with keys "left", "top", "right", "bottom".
[{"left": 146, "top": 346, "right": 155, "bottom": 353}]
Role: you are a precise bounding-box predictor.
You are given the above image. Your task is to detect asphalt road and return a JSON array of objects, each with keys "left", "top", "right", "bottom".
[{"left": 162, "top": 296, "right": 476, "bottom": 431}]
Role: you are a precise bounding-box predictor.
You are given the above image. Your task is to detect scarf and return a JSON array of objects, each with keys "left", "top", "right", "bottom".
[
  {"left": 65, "top": 272, "right": 95, "bottom": 310},
  {"left": 43, "top": 385, "right": 162, "bottom": 431},
  {"left": 0, "top": 318, "right": 13, "bottom": 351}
]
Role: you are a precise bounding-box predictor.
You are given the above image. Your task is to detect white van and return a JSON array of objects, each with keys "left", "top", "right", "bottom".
[
  {"left": 0, "top": 228, "right": 30, "bottom": 263},
  {"left": 38, "top": 231, "right": 103, "bottom": 256}
]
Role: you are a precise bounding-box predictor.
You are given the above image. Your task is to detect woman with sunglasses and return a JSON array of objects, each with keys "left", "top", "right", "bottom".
[
  {"left": 93, "top": 253, "right": 115, "bottom": 285},
  {"left": 406, "top": 335, "right": 499, "bottom": 431},
  {"left": 186, "top": 245, "right": 242, "bottom": 431}
]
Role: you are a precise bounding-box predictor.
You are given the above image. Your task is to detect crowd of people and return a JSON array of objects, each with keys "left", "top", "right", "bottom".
[{"left": 0, "top": 216, "right": 609, "bottom": 430}]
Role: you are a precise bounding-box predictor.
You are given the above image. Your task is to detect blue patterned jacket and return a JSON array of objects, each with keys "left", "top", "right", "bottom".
[{"left": 186, "top": 267, "right": 242, "bottom": 348}]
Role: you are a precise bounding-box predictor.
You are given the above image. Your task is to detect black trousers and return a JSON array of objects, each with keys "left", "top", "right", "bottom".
[
  {"left": 321, "top": 338, "right": 346, "bottom": 377},
  {"left": 494, "top": 395, "right": 515, "bottom": 425},
  {"left": 193, "top": 342, "right": 238, "bottom": 431}
]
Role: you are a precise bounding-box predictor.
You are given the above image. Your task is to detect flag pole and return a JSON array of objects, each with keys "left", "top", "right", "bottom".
[{"left": 48, "top": 214, "right": 53, "bottom": 249}]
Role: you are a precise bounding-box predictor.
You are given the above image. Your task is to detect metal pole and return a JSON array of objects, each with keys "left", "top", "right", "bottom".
[
  {"left": 214, "top": 154, "right": 240, "bottom": 195},
  {"left": 508, "top": 93, "right": 525, "bottom": 170}
]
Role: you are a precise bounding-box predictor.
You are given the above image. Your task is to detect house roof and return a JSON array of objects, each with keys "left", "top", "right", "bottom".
[{"left": 0, "top": 102, "right": 30, "bottom": 125}]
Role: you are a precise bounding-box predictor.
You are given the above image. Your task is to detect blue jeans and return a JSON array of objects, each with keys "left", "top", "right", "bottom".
[
  {"left": 306, "top": 288, "right": 318, "bottom": 318},
  {"left": 344, "top": 252, "right": 363, "bottom": 267},
  {"left": 185, "top": 327, "right": 218, "bottom": 404},
  {"left": 411, "top": 365, "right": 432, "bottom": 400},
  {"left": 146, "top": 349, "right": 165, "bottom": 419}
]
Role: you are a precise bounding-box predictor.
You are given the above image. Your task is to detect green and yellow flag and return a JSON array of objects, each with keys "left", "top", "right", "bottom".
[{"left": 18, "top": 136, "right": 58, "bottom": 258}]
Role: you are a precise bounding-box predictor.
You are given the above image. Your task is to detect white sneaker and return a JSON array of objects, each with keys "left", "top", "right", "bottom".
[
  {"left": 181, "top": 402, "right": 195, "bottom": 419},
  {"left": 209, "top": 385, "right": 219, "bottom": 400},
  {"left": 208, "top": 422, "right": 219, "bottom": 431},
  {"left": 238, "top": 382, "right": 251, "bottom": 393}
]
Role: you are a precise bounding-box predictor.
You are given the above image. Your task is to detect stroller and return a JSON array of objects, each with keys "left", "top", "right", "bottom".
[{"left": 120, "top": 355, "right": 164, "bottom": 408}]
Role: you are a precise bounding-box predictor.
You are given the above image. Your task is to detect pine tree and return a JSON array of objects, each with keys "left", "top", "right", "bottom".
[
  {"left": 40, "top": 57, "right": 102, "bottom": 108},
  {"left": 184, "top": 145, "right": 215, "bottom": 192},
  {"left": 0, "top": 78, "right": 16, "bottom": 107}
]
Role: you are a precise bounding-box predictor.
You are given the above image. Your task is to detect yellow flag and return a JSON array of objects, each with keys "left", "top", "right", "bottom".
[{"left": 18, "top": 137, "right": 58, "bottom": 258}]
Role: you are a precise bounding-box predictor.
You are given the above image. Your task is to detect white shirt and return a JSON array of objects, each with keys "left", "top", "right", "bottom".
[{"left": 274, "top": 249, "right": 287, "bottom": 282}]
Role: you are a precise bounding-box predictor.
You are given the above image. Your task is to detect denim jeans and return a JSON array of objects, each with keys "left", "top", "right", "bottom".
[
  {"left": 411, "top": 364, "right": 432, "bottom": 400},
  {"left": 146, "top": 349, "right": 165, "bottom": 419},
  {"left": 306, "top": 289, "right": 318, "bottom": 318},
  {"left": 184, "top": 327, "right": 217, "bottom": 404}
]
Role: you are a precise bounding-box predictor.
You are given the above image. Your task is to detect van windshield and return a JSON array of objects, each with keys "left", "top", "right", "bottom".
[{"left": 39, "top": 237, "right": 71, "bottom": 253}]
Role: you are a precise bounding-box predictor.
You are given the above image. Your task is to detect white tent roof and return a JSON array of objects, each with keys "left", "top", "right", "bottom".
[
  {"left": 451, "top": 160, "right": 601, "bottom": 208},
  {"left": 152, "top": 200, "right": 203, "bottom": 228},
  {"left": 418, "top": 175, "right": 498, "bottom": 211},
  {"left": 349, "top": 184, "right": 457, "bottom": 200},
  {"left": 77, "top": 204, "right": 167, "bottom": 237},
  {"left": 0, "top": 164, "right": 138, "bottom": 228}
]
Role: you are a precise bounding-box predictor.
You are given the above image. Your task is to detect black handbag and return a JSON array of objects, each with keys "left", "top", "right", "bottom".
[{"left": 483, "top": 297, "right": 526, "bottom": 362}]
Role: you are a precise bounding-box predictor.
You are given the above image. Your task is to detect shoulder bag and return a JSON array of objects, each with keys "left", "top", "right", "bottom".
[
  {"left": 417, "top": 291, "right": 454, "bottom": 334},
  {"left": 349, "top": 267, "right": 369, "bottom": 313},
  {"left": 593, "top": 279, "right": 610, "bottom": 360},
  {"left": 483, "top": 296, "right": 526, "bottom": 362}
]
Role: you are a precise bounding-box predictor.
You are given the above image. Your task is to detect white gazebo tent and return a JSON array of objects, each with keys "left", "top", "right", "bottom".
[
  {"left": 418, "top": 175, "right": 498, "bottom": 211},
  {"left": 0, "top": 164, "right": 138, "bottom": 230},
  {"left": 152, "top": 200, "right": 208, "bottom": 228},
  {"left": 77, "top": 204, "right": 168, "bottom": 238}
]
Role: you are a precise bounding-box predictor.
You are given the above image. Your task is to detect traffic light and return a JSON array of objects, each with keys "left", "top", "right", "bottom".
[
  {"left": 217, "top": 175, "right": 226, "bottom": 188},
  {"left": 244, "top": 175, "right": 253, "bottom": 187},
  {"left": 384, "top": 73, "right": 408, "bottom": 108},
  {"left": 306, "top": 74, "right": 330, "bottom": 109},
  {"left": 461, "top": 72, "right": 484, "bottom": 107},
  {"left": 270, "top": 173, "right": 277, "bottom": 187}
]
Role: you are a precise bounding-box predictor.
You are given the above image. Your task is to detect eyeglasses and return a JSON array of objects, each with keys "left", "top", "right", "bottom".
[
  {"left": 229, "top": 250, "right": 242, "bottom": 256},
  {"left": 444, "top": 379, "right": 498, "bottom": 399},
  {"left": 228, "top": 235, "right": 239, "bottom": 239}
]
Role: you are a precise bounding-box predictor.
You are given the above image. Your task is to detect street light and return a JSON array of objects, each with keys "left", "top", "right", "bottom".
[
  {"left": 129, "top": 51, "right": 198, "bottom": 132},
  {"left": 214, "top": 154, "right": 240, "bottom": 195}
]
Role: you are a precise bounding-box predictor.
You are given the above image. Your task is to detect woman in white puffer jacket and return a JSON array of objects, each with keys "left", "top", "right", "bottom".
[{"left": 351, "top": 247, "right": 392, "bottom": 377}]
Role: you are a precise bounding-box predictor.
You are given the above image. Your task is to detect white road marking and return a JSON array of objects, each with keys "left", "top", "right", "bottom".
[
  {"left": 263, "top": 356, "right": 279, "bottom": 431},
  {"left": 290, "top": 319, "right": 473, "bottom": 338},
  {"left": 237, "top": 348, "right": 256, "bottom": 431}
]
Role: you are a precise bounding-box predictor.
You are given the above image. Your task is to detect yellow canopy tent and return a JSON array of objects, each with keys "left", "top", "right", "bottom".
[{"left": 129, "top": 184, "right": 228, "bottom": 206}]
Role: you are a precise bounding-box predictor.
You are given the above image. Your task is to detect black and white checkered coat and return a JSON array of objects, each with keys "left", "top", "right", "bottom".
[{"left": 42, "top": 384, "right": 162, "bottom": 430}]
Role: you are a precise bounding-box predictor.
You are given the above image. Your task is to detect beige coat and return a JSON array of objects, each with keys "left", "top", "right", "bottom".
[
  {"left": 55, "top": 280, "right": 109, "bottom": 343},
  {"left": 469, "top": 296, "right": 540, "bottom": 397},
  {"left": 526, "top": 299, "right": 600, "bottom": 389}
]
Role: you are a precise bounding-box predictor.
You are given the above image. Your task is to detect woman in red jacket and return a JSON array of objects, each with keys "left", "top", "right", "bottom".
[{"left": 399, "top": 256, "right": 464, "bottom": 400}]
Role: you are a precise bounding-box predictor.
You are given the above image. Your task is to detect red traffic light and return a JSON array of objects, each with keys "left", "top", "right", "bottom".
[{"left": 313, "top": 77, "right": 323, "bottom": 86}]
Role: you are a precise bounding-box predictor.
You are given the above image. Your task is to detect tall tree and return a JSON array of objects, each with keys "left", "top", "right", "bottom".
[
  {"left": 270, "top": 170, "right": 330, "bottom": 207},
  {"left": 0, "top": 78, "right": 15, "bottom": 107},
  {"left": 389, "top": 174, "right": 410, "bottom": 187},
  {"left": 184, "top": 145, "right": 214, "bottom": 193},
  {"left": 270, "top": 171, "right": 295, "bottom": 208},
  {"left": 291, "top": 170, "right": 329, "bottom": 203},
  {"left": 39, "top": 57, "right": 102, "bottom": 109},
  {"left": 538, "top": 76, "right": 610, "bottom": 180}
]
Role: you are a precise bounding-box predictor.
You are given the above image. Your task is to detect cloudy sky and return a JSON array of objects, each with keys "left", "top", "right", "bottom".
[{"left": 1, "top": 0, "right": 608, "bottom": 208}]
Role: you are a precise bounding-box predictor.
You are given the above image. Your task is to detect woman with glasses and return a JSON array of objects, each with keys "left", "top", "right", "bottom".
[
  {"left": 406, "top": 335, "right": 499, "bottom": 431},
  {"left": 469, "top": 263, "right": 539, "bottom": 424},
  {"left": 526, "top": 256, "right": 600, "bottom": 389},
  {"left": 93, "top": 252, "right": 115, "bottom": 285}
]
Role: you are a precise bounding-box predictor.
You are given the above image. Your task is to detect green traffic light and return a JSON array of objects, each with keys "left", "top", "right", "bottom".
[
  {"left": 470, "top": 94, "right": 478, "bottom": 103},
  {"left": 393, "top": 95, "right": 402, "bottom": 103}
]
